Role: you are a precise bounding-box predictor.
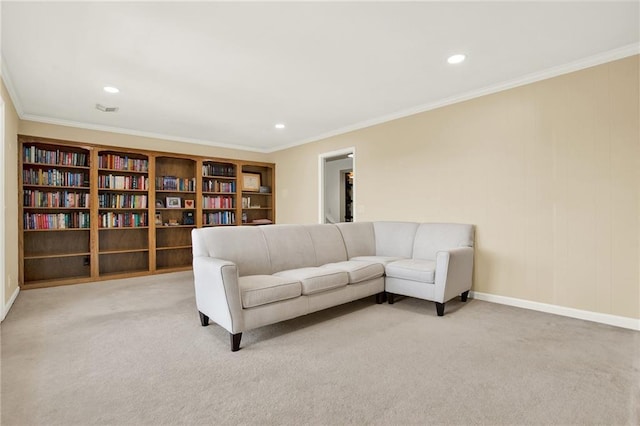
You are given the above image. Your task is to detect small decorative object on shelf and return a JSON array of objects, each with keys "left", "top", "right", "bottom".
[
  {"left": 166, "top": 197, "right": 181, "bottom": 208},
  {"left": 155, "top": 212, "right": 162, "bottom": 225},
  {"left": 183, "top": 211, "right": 195, "bottom": 225},
  {"left": 242, "top": 173, "right": 261, "bottom": 192},
  {"left": 259, "top": 186, "right": 271, "bottom": 193},
  {"left": 184, "top": 199, "right": 195, "bottom": 209}
]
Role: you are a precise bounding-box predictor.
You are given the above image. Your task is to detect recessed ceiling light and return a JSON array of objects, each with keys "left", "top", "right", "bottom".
[
  {"left": 275, "top": 123, "right": 285, "bottom": 129},
  {"left": 447, "top": 54, "right": 466, "bottom": 64},
  {"left": 103, "top": 86, "right": 119, "bottom": 94}
]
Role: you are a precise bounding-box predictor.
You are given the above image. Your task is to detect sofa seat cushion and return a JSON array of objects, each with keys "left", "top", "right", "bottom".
[
  {"left": 274, "top": 267, "right": 349, "bottom": 295},
  {"left": 320, "top": 261, "right": 384, "bottom": 284},
  {"left": 350, "top": 255, "right": 405, "bottom": 266},
  {"left": 239, "top": 275, "right": 302, "bottom": 308},
  {"left": 385, "top": 259, "right": 436, "bottom": 283}
]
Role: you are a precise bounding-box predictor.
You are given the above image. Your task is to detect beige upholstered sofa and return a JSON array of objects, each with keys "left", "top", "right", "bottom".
[{"left": 192, "top": 222, "right": 474, "bottom": 351}]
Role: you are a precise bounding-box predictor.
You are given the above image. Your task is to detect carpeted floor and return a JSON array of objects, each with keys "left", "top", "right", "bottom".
[{"left": 1, "top": 271, "right": 639, "bottom": 425}]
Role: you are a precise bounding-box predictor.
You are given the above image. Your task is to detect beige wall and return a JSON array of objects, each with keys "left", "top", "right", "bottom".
[
  {"left": 270, "top": 56, "right": 640, "bottom": 320},
  {"left": 3, "top": 79, "right": 20, "bottom": 306},
  {"left": 5, "top": 57, "right": 639, "bottom": 320}
]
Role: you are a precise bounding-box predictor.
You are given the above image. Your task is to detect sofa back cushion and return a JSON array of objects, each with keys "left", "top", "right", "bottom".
[
  {"left": 304, "top": 224, "right": 348, "bottom": 266},
  {"left": 335, "top": 222, "right": 375, "bottom": 258},
  {"left": 260, "top": 224, "right": 317, "bottom": 273},
  {"left": 373, "top": 221, "right": 419, "bottom": 258},
  {"left": 412, "top": 223, "right": 475, "bottom": 260},
  {"left": 191, "top": 227, "right": 271, "bottom": 276}
]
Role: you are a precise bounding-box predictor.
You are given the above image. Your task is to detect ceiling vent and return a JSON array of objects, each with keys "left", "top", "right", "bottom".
[{"left": 96, "top": 103, "right": 119, "bottom": 113}]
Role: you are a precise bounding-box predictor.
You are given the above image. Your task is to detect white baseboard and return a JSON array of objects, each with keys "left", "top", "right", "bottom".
[
  {"left": 2, "top": 286, "right": 19, "bottom": 322},
  {"left": 470, "top": 291, "right": 640, "bottom": 331}
]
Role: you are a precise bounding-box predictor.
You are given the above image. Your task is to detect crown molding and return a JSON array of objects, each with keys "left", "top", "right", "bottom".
[
  {"left": 1, "top": 55, "right": 25, "bottom": 117},
  {"left": 18, "top": 113, "right": 270, "bottom": 153},
  {"left": 3, "top": 52, "right": 269, "bottom": 153},
  {"left": 4, "top": 44, "right": 639, "bottom": 154},
  {"left": 268, "top": 43, "right": 640, "bottom": 153}
]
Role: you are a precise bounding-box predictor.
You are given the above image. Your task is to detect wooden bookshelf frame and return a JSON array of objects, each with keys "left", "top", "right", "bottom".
[{"left": 18, "top": 135, "right": 275, "bottom": 289}]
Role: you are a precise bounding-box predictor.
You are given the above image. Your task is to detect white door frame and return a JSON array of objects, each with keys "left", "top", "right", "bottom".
[
  {"left": 318, "top": 147, "right": 355, "bottom": 224},
  {"left": 0, "top": 97, "right": 5, "bottom": 318}
]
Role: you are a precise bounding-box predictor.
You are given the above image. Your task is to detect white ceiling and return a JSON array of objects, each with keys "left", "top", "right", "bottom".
[{"left": 2, "top": 1, "right": 639, "bottom": 153}]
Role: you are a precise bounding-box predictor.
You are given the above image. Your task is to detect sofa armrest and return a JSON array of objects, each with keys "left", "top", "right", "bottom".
[
  {"left": 193, "top": 256, "right": 245, "bottom": 334},
  {"left": 434, "top": 247, "right": 474, "bottom": 303}
]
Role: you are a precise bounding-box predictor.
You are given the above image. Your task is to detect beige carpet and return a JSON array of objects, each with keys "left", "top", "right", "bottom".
[{"left": 1, "top": 271, "right": 638, "bottom": 425}]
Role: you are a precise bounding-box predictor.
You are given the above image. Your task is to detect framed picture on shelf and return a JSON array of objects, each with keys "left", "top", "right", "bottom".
[
  {"left": 242, "top": 173, "right": 261, "bottom": 192},
  {"left": 184, "top": 199, "right": 195, "bottom": 209},
  {"left": 154, "top": 212, "right": 163, "bottom": 225},
  {"left": 183, "top": 211, "right": 195, "bottom": 225},
  {"left": 166, "top": 197, "right": 181, "bottom": 208}
]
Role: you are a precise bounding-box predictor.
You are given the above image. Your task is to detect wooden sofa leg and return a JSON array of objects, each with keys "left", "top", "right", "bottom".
[
  {"left": 461, "top": 290, "right": 469, "bottom": 302},
  {"left": 387, "top": 293, "right": 395, "bottom": 304},
  {"left": 199, "top": 311, "right": 209, "bottom": 327},
  {"left": 230, "top": 333, "right": 242, "bottom": 352},
  {"left": 435, "top": 302, "right": 445, "bottom": 316},
  {"left": 375, "top": 292, "right": 387, "bottom": 304}
]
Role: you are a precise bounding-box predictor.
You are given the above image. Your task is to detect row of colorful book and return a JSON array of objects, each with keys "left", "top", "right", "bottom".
[
  {"left": 23, "top": 168, "right": 88, "bottom": 187},
  {"left": 23, "top": 146, "right": 88, "bottom": 167},
  {"left": 98, "top": 154, "right": 148, "bottom": 172},
  {"left": 24, "top": 190, "right": 90, "bottom": 208},
  {"left": 23, "top": 212, "right": 90, "bottom": 229}
]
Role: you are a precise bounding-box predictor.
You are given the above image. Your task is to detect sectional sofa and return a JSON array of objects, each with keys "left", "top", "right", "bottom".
[{"left": 192, "top": 221, "right": 475, "bottom": 351}]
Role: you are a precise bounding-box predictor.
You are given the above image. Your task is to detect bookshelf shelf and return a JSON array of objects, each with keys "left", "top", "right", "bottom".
[
  {"left": 24, "top": 207, "right": 90, "bottom": 210},
  {"left": 99, "top": 208, "right": 148, "bottom": 211},
  {"left": 98, "top": 188, "right": 148, "bottom": 193},
  {"left": 23, "top": 162, "right": 90, "bottom": 170},
  {"left": 24, "top": 184, "right": 91, "bottom": 190},
  {"left": 98, "top": 168, "right": 148, "bottom": 175},
  {"left": 24, "top": 251, "right": 91, "bottom": 260},
  {"left": 156, "top": 245, "right": 192, "bottom": 251},
  {"left": 156, "top": 190, "right": 197, "bottom": 194},
  {"left": 24, "top": 227, "right": 90, "bottom": 232},
  {"left": 100, "top": 248, "right": 149, "bottom": 255},
  {"left": 19, "top": 135, "right": 275, "bottom": 289}
]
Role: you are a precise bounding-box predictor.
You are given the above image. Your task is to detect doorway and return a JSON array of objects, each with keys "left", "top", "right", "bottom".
[{"left": 318, "top": 148, "right": 355, "bottom": 224}]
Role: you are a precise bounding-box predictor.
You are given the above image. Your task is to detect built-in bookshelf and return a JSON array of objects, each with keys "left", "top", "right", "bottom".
[
  {"left": 18, "top": 135, "right": 275, "bottom": 289},
  {"left": 202, "top": 160, "right": 237, "bottom": 226},
  {"left": 20, "top": 141, "right": 92, "bottom": 285},
  {"left": 96, "top": 150, "right": 150, "bottom": 277},
  {"left": 240, "top": 163, "right": 274, "bottom": 225},
  {"left": 154, "top": 156, "right": 197, "bottom": 272}
]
